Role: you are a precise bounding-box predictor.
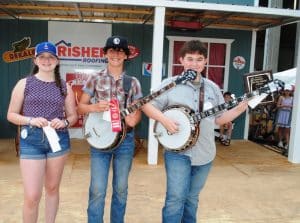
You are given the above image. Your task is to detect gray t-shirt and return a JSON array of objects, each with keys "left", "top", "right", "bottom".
[{"left": 152, "top": 76, "right": 224, "bottom": 165}]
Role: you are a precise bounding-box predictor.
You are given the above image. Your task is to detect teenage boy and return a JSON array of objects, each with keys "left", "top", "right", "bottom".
[
  {"left": 142, "top": 40, "right": 248, "bottom": 223},
  {"left": 78, "top": 35, "right": 142, "bottom": 223}
]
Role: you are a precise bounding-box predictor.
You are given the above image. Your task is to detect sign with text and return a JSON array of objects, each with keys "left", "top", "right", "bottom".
[
  {"left": 49, "top": 21, "right": 111, "bottom": 138},
  {"left": 244, "top": 70, "right": 273, "bottom": 104},
  {"left": 2, "top": 37, "right": 34, "bottom": 63}
]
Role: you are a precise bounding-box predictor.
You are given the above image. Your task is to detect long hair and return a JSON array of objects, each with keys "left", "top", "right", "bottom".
[{"left": 31, "top": 64, "right": 67, "bottom": 97}]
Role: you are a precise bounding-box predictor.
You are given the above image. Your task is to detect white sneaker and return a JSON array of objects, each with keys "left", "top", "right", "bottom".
[
  {"left": 278, "top": 141, "right": 283, "bottom": 148},
  {"left": 284, "top": 144, "right": 288, "bottom": 149}
]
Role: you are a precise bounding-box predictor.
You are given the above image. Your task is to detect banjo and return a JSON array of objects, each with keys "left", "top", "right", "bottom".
[
  {"left": 153, "top": 79, "right": 284, "bottom": 152},
  {"left": 84, "top": 69, "right": 197, "bottom": 150}
]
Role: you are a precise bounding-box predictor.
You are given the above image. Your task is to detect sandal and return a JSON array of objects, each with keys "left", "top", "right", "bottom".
[
  {"left": 221, "top": 139, "right": 231, "bottom": 146},
  {"left": 219, "top": 136, "right": 224, "bottom": 143}
]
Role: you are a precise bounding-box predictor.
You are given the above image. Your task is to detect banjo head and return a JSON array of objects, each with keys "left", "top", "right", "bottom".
[
  {"left": 84, "top": 112, "right": 120, "bottom": 150},
  {"left": 154, "top": 106, "right": 197, "bottom": 151}
]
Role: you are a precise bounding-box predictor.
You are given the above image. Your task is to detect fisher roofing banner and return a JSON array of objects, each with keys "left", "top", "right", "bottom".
[{"left": 49, "top": 21, "right": 112, "bottom": 138}]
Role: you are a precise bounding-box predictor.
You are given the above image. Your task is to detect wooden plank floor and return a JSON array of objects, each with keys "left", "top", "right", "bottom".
[{"left": 1, "top": 138, "right": 300, "bottom": 223}]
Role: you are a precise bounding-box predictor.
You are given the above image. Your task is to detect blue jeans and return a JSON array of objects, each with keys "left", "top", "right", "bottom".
[
  {"left": 19, "top": 125, "right": 70, "bottom": 159},
  {"left": 162, "top": 151, "right": 213, "bottom": 223},
  {"left": 87, "top": 131, "right": 135, "bottom": 223}
]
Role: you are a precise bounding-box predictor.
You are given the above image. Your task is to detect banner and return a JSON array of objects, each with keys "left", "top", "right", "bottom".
[{"left": 49, "top": 21, "right": 112, "bottom": 138}]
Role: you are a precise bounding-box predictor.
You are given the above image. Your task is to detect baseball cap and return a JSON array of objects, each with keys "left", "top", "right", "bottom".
[
  {"left": 35, "top": 42, "right": 57, "bottom": 57},
  {"left": 103, "top": 36, "right": 130, "bottom": 55}
]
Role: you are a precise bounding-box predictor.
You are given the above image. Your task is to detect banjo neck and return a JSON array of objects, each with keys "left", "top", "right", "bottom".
[
  {"left": 121, "top": 82, "right": 176, "bottom": 117},
  {"left": 195, "top": 84, "right": 276, "bottom": 121},
  {"left": 121, "top": 69, "right": 197, "bottom": 117}
]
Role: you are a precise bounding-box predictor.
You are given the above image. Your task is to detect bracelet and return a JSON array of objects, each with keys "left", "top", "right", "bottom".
[{"left": 64, "top": 119, "right": 70, "bottom": 128}]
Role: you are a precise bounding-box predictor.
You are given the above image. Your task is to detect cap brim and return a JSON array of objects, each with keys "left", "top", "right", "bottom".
[{"left": 103, "top": 46, "right": 130, "bottom": 56}]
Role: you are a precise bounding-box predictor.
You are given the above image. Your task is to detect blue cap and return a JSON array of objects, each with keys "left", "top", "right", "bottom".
[{"left": 35, "top": 42, "right": 57, "bottom": 57}]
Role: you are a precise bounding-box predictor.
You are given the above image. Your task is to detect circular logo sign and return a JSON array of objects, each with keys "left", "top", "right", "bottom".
[{"left": 233, "top": 56, "right": 246, "bottom": 70}]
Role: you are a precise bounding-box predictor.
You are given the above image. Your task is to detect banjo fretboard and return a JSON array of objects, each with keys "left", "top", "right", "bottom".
[
  {"left": 121, "top": 82, "right": 176, "bottom": 117},
  {"left": 196, "top": 83, "right": 280, "bottom": 121},
  {"left": 121, "top": 69, "right": 197, "bottom": 117}
]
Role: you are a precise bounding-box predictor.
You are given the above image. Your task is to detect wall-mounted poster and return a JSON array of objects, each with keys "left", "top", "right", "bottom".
[
  {"left": 49, "top": 21, "right": 111, "bottom": 138},
  {"left": 66, "top": 73, "right": 90, "bottom": 128},
  {"left": 142, "top": 62, "right": 152, "bottom": 77},
  {"left": 243, "top": 70, "right": 273, "bottom": 104},
  {"left": 142, "top": 62, "right": 166, "bottom": 77}
]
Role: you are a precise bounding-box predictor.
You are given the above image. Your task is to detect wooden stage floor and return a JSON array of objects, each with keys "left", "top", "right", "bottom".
[{"left": 1, "top": 138, "right": 300, "bottom": 223}]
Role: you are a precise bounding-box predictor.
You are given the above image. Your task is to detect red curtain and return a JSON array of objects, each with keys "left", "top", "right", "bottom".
[
  {"left": 208, "top": 43, "right": 226, "bottom": 88},
  {"left": 172, "top": 41, "right": 185, "bottom": 76},
  {"left": 172, "top": 41, "right": 226, "bottom": 89}
]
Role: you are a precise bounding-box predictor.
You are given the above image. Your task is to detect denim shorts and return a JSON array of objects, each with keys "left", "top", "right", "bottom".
[{"left": 19, "top": 125, "right": 70, "bottom": 160}]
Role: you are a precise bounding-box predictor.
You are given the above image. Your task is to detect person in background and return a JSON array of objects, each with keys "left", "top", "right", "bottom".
[
  {"left": 219, "top": 91, "right": 234, "bottom": 146},
  {"left": 77, "top": 35, "right": 142, "bottom": 223},
  {"left": 276, "top": 84, "right": 293, "bottom": 150},
  {"left": 7, "top": 41, "right": 77, "bottom": 223},
  {"left": 142, "top": 40, "right": 248, "bottom": 223}
]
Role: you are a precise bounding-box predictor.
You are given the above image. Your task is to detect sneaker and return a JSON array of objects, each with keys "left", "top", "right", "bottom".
[
  {"left": 284, "top": 144, "right": 288, "bottom": 149},
  {"left": 278, "top": 141, "right": 283, "bottom": 148}
]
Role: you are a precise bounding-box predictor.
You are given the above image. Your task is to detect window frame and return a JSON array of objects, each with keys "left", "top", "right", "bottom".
[{"left": 166, "top": 36, "right": 234, "bottom": 91}]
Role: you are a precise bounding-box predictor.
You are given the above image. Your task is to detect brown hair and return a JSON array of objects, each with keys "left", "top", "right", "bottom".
[{"left": 179, "top": 40, "right": 207, "bottom": 58}]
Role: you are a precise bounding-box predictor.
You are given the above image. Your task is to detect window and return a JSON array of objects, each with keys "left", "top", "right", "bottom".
[{"left": 167, "top": 36, "right": 234, "bottom": 90}]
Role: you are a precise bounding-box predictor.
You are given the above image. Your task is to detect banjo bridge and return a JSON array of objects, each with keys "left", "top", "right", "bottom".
[{"left": 93, "top": 128, "right": 100, "bottom": 137}]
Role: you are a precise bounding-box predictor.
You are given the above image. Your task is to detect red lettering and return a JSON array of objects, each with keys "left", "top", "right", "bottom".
[
  {"left": 81, "top": 47, "right": 90, "bottom": 57},
  {"left": 9, "top": 53, "right": 14, "bottom": 59},
  {"left": 57, "top": 46, "right": 67, "bottom": 57},
  {"left": 72, "top": 46, "right": 80, "bottom": 57},
  {"left": 100, "top": 48, "right": 105, "bottom": 57},
  {"left": 91, "top": 47, "right": 100, "bottom": 57},
  {"left": 29, "top": 48, "right": 35, "bottom": 56},
  {"left": 56, "top": 44, "right": 108, "bottom": 58},
  {"left": 15, "top": 52, "right": 21, "bottom": 59},
  {"left": 22, "top": 51, "right": 28, "bottom": 57},
  {"left": 68, "top": 47, "right": 72, "bottom": 57}
]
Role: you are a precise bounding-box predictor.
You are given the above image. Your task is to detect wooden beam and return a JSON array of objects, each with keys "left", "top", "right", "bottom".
[{"left": 0, "top": 4, "right": 153, "bottom": 15}]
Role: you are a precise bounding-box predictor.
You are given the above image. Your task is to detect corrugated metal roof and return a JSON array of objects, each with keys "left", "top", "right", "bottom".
[{"left": 0, "top": 0, "right": 299, "bottom": 30}]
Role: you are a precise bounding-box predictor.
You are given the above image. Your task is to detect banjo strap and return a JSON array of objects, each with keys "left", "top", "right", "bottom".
[
  {"left": 199, "top": 79, "right": 205, "bottom": 113},
  {"left": 123, "top": 74, "right": 133, "bottom": 109}
]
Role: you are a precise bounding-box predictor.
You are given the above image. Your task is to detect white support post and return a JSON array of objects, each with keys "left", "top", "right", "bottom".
[
  {"left": 294, "top": 0, "right": 300, "bottom": 66},
  {"left": 263, "top": 0, "right": 282, "bottom": 72},
  {"left": 147, "top": 6, "right": 165, "bottom": 165},
  {"left": 288, "top": 30, "right": 300, "bottom": 163},
  {"left": 244, "top": 30, "right": 257, "bottom": 140}
]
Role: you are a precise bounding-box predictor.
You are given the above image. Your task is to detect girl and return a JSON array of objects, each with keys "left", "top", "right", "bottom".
[
  {"left": 7, "top": 42, "right": 77, "bottom": 223},
  {"left": 276, "top": 85, "right": 293, "bottom": 149}
]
